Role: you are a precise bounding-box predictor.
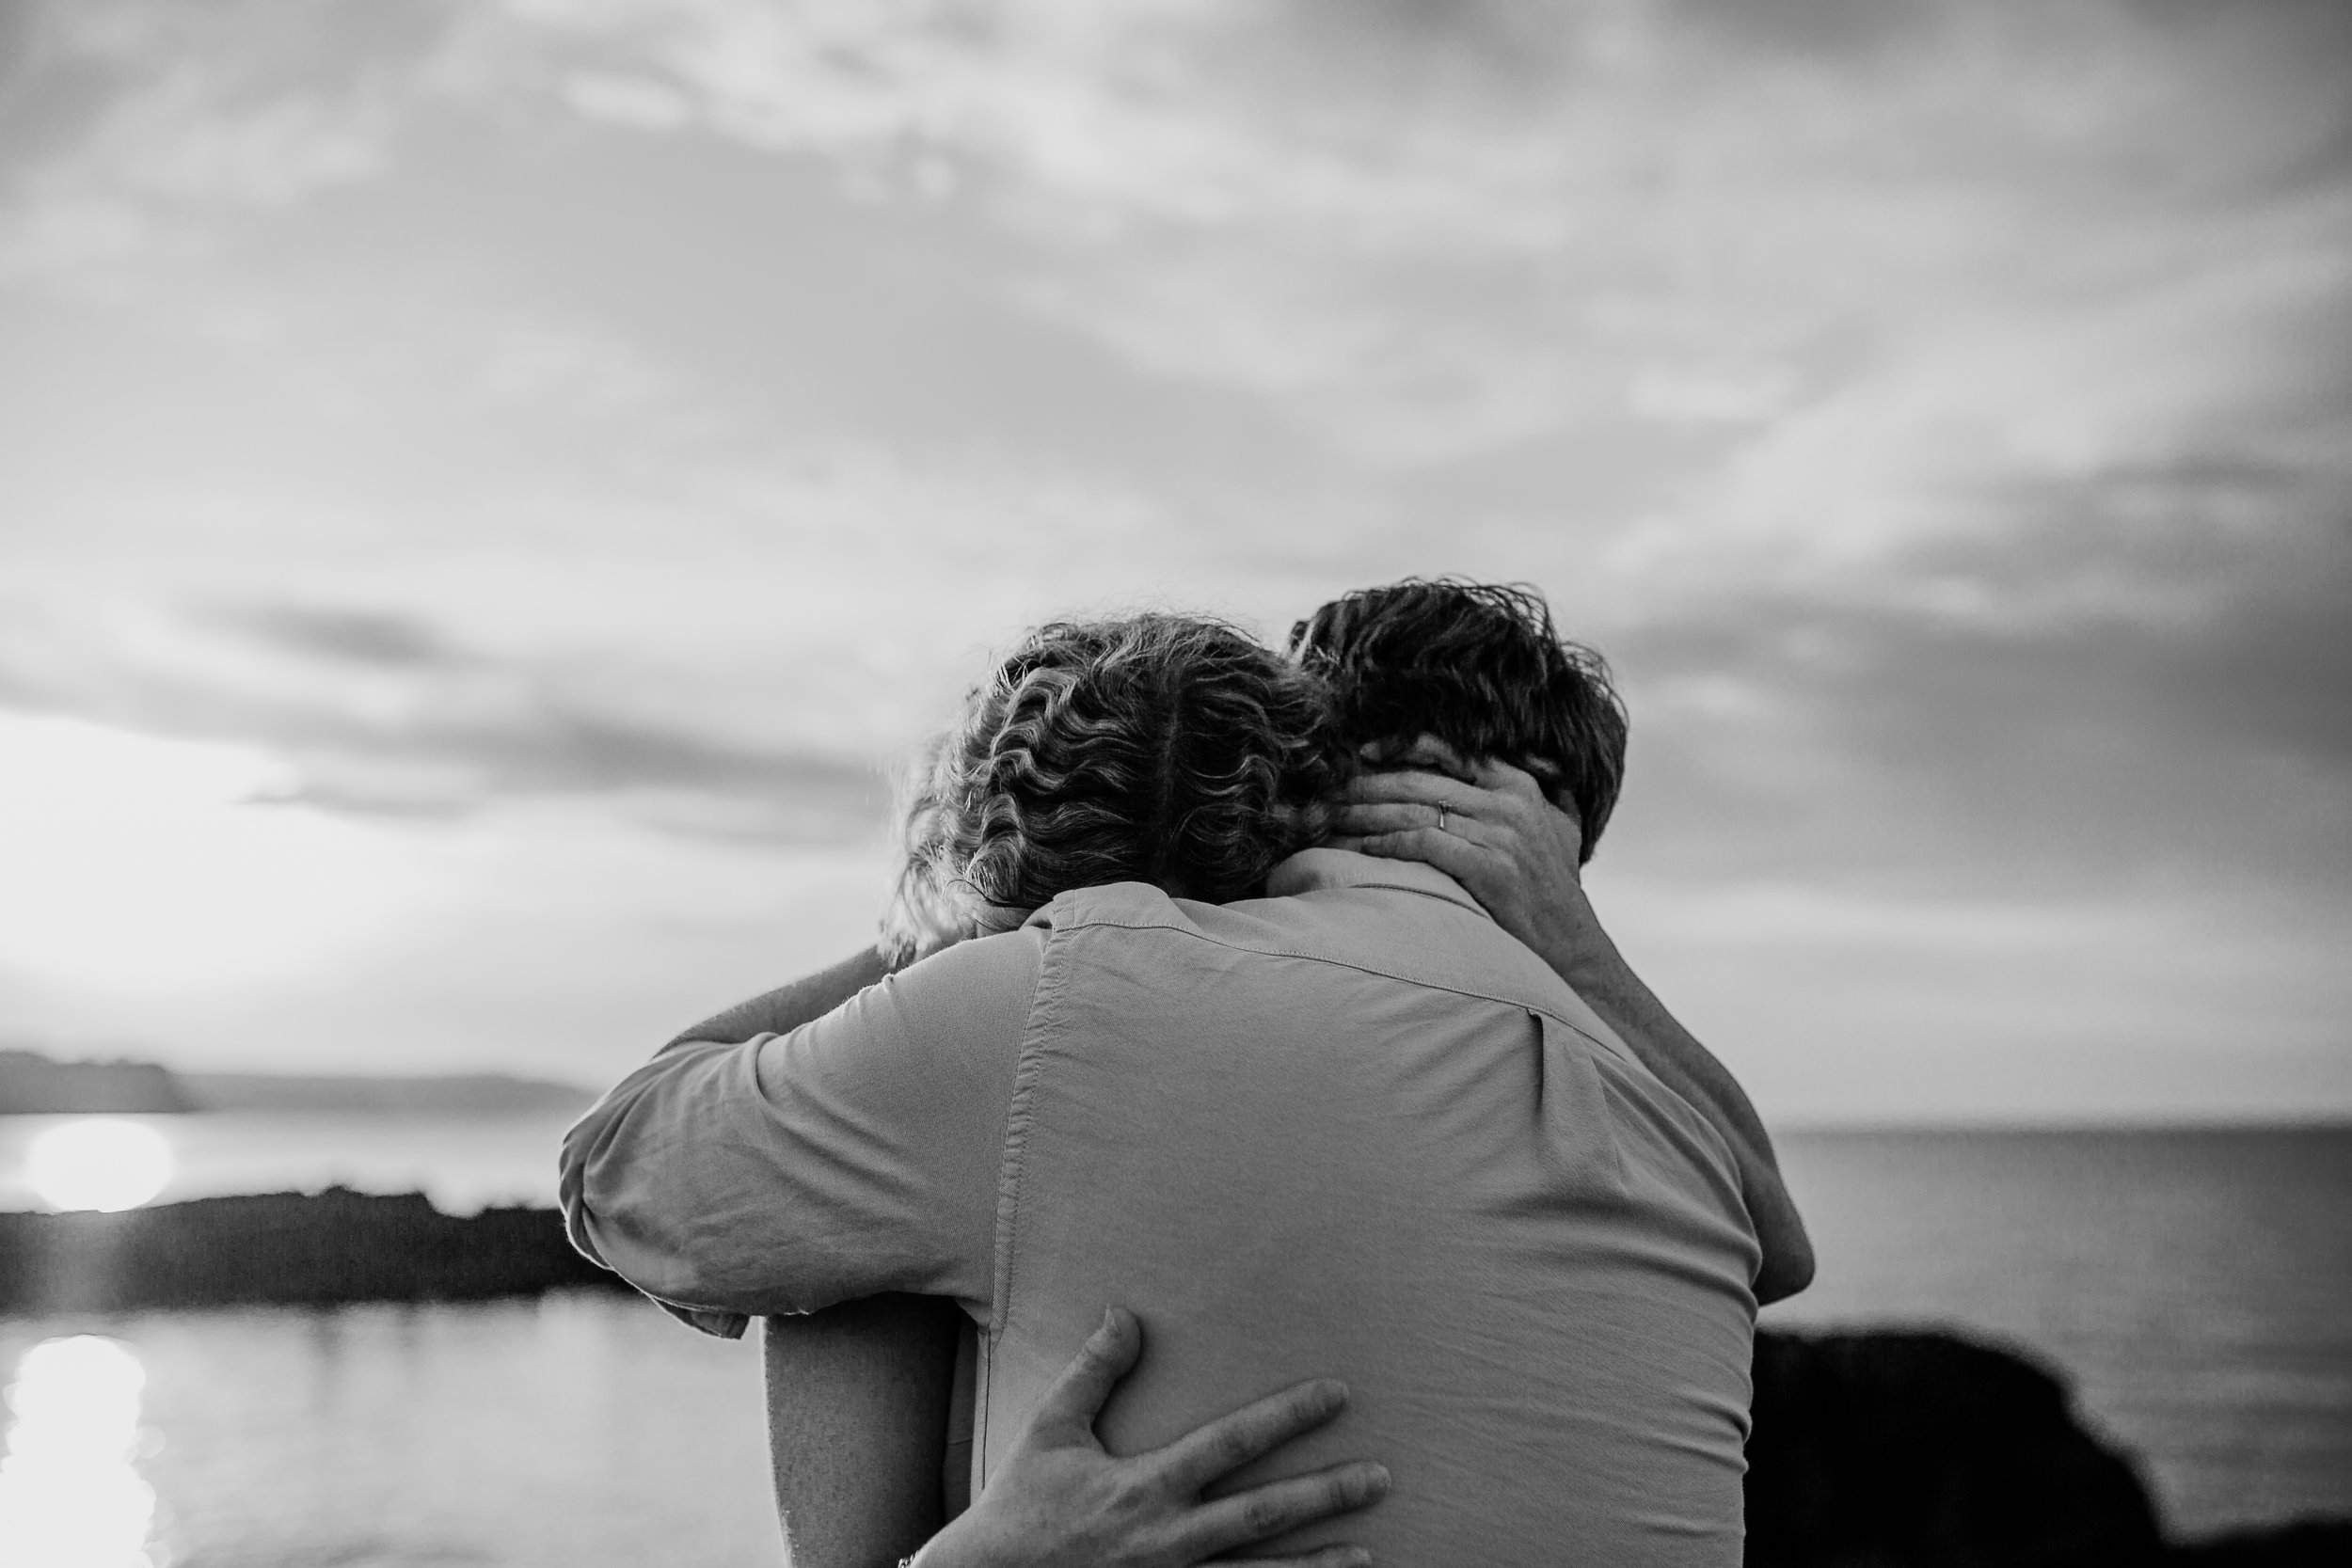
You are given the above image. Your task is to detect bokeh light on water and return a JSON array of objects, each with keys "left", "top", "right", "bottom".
[
  {"left": 0, "top": 1297, "right": 778, "bottom": 1567},
  {"left": 0, "top": 1336, "right": 162, "bottom": 1568}
]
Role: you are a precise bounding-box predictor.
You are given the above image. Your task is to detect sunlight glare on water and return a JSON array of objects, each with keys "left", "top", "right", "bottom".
[
  {"left": 0, "top": 1337, "right": 161, "bottom": 1568},
  {"left": 26, "top": 1121, "right": 175, "bottom": 1213}
]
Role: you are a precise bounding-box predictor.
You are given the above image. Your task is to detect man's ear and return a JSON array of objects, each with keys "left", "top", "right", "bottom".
[{"left": 1518, "top": 755, "right": 1568, "bottom": 801}]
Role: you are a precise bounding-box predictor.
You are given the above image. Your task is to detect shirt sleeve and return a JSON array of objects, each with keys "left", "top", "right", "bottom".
[{"left": 559, "top": 927, "right": 1042, "bottom": 1332}]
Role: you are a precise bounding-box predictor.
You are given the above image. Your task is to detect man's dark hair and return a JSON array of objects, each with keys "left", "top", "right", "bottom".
[{"left": 1287, "top": 578, "right": 1629, "bottom": 864}]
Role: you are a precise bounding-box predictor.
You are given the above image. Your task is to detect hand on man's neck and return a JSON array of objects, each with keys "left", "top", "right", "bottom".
[{"left": 1331, "top": 744, "right": 1816, "bottom": 1306}]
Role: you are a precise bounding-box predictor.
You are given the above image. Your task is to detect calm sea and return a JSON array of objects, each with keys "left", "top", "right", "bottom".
[
  {"left": 1, "top": 1121, "right": 2344, "bottom": 1566},
  {"left": 1762, "top": 1127, "right": 2351, "bottom": 1539}
]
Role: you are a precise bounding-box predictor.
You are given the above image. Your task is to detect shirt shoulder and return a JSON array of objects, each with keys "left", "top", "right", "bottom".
[
  {"left": 1035, "top": 865, "right": 1736, "bottom": 1182},
  {"left": 860, "top": 925, "right": 1046, "bottom": 1059},
  {"left": 562, "top": 927, "right": 1048, "bottom": 1323},
  {"left": 1043, "top": 860, "right": 1618, "bottom": 1053}
]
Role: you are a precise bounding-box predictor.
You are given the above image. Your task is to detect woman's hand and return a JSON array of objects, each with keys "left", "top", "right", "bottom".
[
  {"left": 1331, "top": 735, "right": 1598, "bottom": 975},
  {"left": 913, "top": 1308, "right": 1389, "bottom": 1568},
  {"left": 1334, "top": 735, "right": 1818, "bottom": 1304}
]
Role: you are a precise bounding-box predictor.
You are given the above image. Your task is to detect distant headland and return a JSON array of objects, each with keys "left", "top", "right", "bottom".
[{"left": 0, "top": 1047, "right": 594, "bottom": 1117}]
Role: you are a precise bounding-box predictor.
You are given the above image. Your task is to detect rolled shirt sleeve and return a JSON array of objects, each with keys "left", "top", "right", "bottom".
[{"left": 560, "top": 928, "right": 1041, "bottom": 1333}]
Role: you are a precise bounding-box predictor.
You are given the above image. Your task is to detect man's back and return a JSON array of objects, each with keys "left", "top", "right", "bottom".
[{"left": 980, "top": 853, "right": 1760, "bottom": 1563}]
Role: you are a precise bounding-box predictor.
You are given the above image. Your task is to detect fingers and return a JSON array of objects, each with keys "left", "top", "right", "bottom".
[
  {"left": 1182, "top": 1461, "right": 1391, "bottom": 1559},
  {"left": 1153, "top": 1377, "right": 1350, "bottom": 1495},
  {"left": 1330, "top": 827, "right": 1489, "bottom": 886},
  {"left": 1205, "top": 1549, "right": 1373, "bottom": 1568},
  {"left": 1341, "top": 768, "right": 1484, "bottom": 813},
  {"left": 1029, "top": 1307, "right": 1142, "bottom": 1437},
  {"left": 1355, "top": 736, "right": 1556, "bottom": 809},
  {"left": 1332, "top": 801, "right": 1495, "bottom": 844},
  {"left": 1461, "top": 752, "right": 1556, "bottom": 807}
]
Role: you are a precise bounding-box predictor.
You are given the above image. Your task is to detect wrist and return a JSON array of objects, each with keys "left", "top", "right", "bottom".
[
  {"left": 904, "top": 1513, "right": 989, "bottom": 1568},
  {"left": 1530, "top": 886, "right": 1611, "bottom": 980}
]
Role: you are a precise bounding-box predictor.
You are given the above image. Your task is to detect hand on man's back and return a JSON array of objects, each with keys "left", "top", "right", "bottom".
[{"left": 915, "top": 1308, "right": 1387, "bottom": 1568}]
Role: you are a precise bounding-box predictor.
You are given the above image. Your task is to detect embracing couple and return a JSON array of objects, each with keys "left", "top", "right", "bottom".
[{"left": 562, "top": 579, "right": 1814, "bottom": 1566}]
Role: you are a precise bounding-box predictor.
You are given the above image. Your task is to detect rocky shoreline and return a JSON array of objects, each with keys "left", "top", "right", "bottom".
[
  {"left": 1, "top": 1190, "right": 2342, "bottom": 1565},
  {"left": 0, "top": 1187, "right": 619, "bottom": 1311}
]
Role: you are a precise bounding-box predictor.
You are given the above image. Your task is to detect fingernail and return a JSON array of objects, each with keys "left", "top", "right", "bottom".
[{"left": 1319, "top": 1378, "right": 1349, "bottom": 1408}]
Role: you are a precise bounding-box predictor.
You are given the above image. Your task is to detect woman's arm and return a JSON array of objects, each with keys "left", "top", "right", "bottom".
[
  {"left": 619, "top": 949, "right": 966, "bottom": 1563},
  {"left": 660, "top": 944, "right": 895, "bottom": 1053},
  {"left": 663, "top": 956, "right": 958, "bottom": 1565},
  {"left": 767, "top": 1295, "right": 966, "bottom": 1568}
]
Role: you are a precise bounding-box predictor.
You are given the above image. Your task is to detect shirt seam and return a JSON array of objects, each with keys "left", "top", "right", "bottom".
[{"left": 984, "top": 919, "right": 1069, "bottom": 1484}]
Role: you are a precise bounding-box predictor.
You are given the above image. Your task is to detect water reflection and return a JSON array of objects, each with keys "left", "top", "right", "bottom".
[
  {"left": 0, "top": 1336, "right": 161, "bottom": 1568},
  {"left": 25, "top": 1121, "right": 174, "bottom": 1213}
]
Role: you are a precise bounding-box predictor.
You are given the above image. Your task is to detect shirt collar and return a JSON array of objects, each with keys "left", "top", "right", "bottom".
[{"left": 1264, "top": 847, "right": 1491, "bottom": 920}]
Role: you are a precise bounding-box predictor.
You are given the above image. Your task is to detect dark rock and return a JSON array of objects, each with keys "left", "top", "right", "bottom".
[
  {"left": 1747, "top": 1328, "right": 2165, "bottom": 1567},
  {"left": 0, "top": 1188, "right": 629, "bottom": 1313},
  {"left": 2165, "top": 1520, "right": 2352, "bottom": 1565}
]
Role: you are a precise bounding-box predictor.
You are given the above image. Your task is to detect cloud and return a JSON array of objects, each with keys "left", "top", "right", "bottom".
[
  {"left": 222, "top": 605, "right": 460, "bottom": 668},
  {"left": 9, "top": 1, "right": 2344, "bottom": 793},
  {"left": 15, "top": 0, "right": 2344, "bottom": 479},
  {"left": 1594, "top": 865, "right": 2352, "bottom": 1122},
  {"left": 1629, "top": 365, "right": 1803, "bottom": 428},
  {"left": 1606, "top": 479, "right": 2352, "bottom": 902},
  {"left": 1, "top": 0, "right": 2344, "bottom": 1109},
  {"left": 559, "top": 70, "right": 695, "bottom": 132},
  {"left": 458, "top": 0, "right": 2352, "bottom": 502},
  {"left": 0, "top": 0, "right": 428, "bottom": 282},
  {"left": 0, "top": 598, "right": 892, "bottom": 843}
]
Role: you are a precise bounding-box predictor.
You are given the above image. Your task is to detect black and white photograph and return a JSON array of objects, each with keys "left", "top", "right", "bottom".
[{"left": 1, "top": 2, "right": 2345, "bottom": 1564}]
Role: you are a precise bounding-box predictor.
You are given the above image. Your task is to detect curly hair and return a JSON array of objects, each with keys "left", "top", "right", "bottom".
[
  {"left": 882, "top": 613, "right": 1342, "bottom": 963},
  {"left": 1287, "top": 578, "right": 1629, "bottom": 864}
]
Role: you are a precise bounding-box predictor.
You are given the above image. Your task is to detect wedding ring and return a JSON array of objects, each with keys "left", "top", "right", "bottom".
[{"left": 1436, "top": 803, "right": 1450, "bottom": 832}]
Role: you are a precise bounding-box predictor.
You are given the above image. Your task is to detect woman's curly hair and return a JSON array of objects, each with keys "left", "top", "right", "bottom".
[
  {"left": 1288, "top": 578, "right": 1629, "bottom": 865},
  {"left": 882, "top": 613, "right": 1343, "bottom": 963}
]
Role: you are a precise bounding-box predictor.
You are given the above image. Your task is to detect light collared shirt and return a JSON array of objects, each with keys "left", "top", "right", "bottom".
[{"left": 564, "top": 849, "right": 1760, "bottom": 1564}]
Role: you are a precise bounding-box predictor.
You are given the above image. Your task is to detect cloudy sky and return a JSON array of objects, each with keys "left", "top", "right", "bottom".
[{"left": 1, "top": 0, "right": 2345, "bottom": 1122}]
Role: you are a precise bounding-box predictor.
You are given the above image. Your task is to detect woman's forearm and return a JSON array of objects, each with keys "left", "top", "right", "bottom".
[
  {"left": 660, "top": 944, "right": 895, "bottom": 1053},
  {"left": 766, "top": 1296, "right": 965, "bottom": 1568}
]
